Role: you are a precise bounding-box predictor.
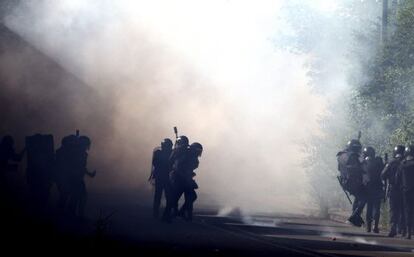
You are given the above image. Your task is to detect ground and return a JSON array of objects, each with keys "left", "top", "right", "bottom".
[{"left": 2, "top": 190, "right": 414, "bottom": 256}]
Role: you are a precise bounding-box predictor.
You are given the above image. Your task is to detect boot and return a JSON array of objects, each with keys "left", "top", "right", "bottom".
[
  {"left": 358, "top": 215, "right": 365, "bottom": 226},
  {"left": 348, "top": 215, "right": 363, "bottom": 227},
  {"left": 366, "top": 222, "right": 372, "bottom": 233},
  {"left": 388, "top": 227, "right": 397, "bottom": 237}
]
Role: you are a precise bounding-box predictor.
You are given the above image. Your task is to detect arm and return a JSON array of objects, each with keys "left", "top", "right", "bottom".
[
  {"left": 149, "top": 149, "right": 160, "bottom": 181},
  {"left": 381, "top": 161, "right": 394, "bottom": 199},
  {"left": 395, "top": 165, "right": 403, "bottom": 190},
  {"left": 80, "top": 152, "right": 95, "bottom": 178},
  {"left": 381, "top": 162, "right": 392, "bottom": 181},
  {"left": 377, "top": 157, "right": 385, "bottom": 169}
]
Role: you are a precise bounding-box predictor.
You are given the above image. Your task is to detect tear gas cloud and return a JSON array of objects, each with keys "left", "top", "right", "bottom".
[{"left": 2, "top": 0, "right": 330, "bottom": 213}]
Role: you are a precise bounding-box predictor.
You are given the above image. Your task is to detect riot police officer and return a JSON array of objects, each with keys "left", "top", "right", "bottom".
[
  {"left": 55, "top": 135, "right": 78, "bottom": 213},
  {"left": 25, "top": 134, "right": 55, "bottom": 213},
  {"left": 337, "top": 139, "right": 366, "bottom": 227},
  {"left": 176, "top": 142, "right": 203, "bottom": 221},
  {"left": 0, "top": 135, "right": 25, "bottom": 206},
  {"left": 149, "top": 138, "right": 173, "bottom": 218},
  {"left": 396, "top": 145, "right": 414, "bottom": 239},
  {"left": 162, "top": 135, "right": 190, "bottom": 222},
  {"left": 69, "top": 135, "right": 96, "bottom": 218},
  {"left": 0, "top": 135, "right": 25, "bottom": 174},
  {"left": 381, "top": 145, "right": 406, "bottom": 237},
  {"left": 362, "top": 146, "right": 384, "bottom": 233}
]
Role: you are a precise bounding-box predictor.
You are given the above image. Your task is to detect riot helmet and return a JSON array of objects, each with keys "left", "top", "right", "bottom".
[
  {"left": 346, "top": 139, "right": 362, "bottom": 153},
  {"left": 190, "top": 142, "right": 203, "bottom": 157},
  {"left": 161, "top": 138, "right": 173, "bottom": 150},
  {"left": 79, "top": 136, "right": 91, "bottom": 150},
  {"left": 362, "top": 146, "right": 375, "bottom": 159},
  {"left": 1, "top": 135, "right": 14, "bottom": 147},
  {"left": 393, "top": 145, "right": 405, "bottom": 158},
  {"left": 405, "top": 145, "right": 414, "bottom": 157},
  {"left": 176, "top": 135, "right": 189, "bottom": 148},
  {"left": 61, "top": 135, "right": 74, "bottom": 147}
]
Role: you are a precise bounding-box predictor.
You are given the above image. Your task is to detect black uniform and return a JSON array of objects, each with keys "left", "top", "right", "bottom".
[
  {"left": 176, "top": 149, "right": 200, "bottom": 221},
  {"left": 337, "top": 150, "right": 366, "bottom": 226},
  {"left": 25, "top": 134, "right": 55, "bottom": 212},
  {"left": 55, "top": 136, "right": 77, "bottom": 213},
  {"left": 0, "top": 136, "right": 24, "bottom": 203},
  {"left": 151, "top": 146, "right": 172, "bottom": 218},
  {"left": 55, "top": 135, "right": 95, "bottom": 218},
  {"left": 68, "top": 136, "right": 95, "bottom": 218},
  {"left": 381, "top": 158, "right": 405, "bottom": 236},
  {"left": 0, "top": 137, "right": 23, "bottom": 174},
  {"left": 362, "top": 156, "right": 384, "bottom": 233},
  {"left": 396, "top": 156, "right": 414, "bottom": 239},
  {"left": 68, "top": 148, "right": 88, "bottom": 217},
  {"left": 162, "top": 145, "right": 188, "bottom": 222}
]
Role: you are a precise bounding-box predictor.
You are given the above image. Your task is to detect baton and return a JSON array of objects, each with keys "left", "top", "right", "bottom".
[{"left": 337, "top": 176, "right": 353, "bottom": 205}]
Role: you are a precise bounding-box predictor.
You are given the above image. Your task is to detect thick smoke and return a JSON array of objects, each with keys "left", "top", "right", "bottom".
[{"left": 1, "top": 0, "right": 327, "bottom": 213}]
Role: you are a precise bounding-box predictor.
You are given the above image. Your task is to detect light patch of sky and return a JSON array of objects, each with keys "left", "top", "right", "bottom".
[{"left": 115, "top": 0, "right": 315, "bottom": 114}]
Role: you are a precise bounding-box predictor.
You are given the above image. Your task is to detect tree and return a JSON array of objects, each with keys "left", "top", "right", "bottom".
[{"left": 278, "top": 0, "right": 383, "bottom": 215}]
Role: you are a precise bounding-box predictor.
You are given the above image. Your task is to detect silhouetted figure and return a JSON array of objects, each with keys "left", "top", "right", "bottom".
[
  {"left": 68, "top": 135, "right": 96, "bottom": 219},
  {"left": 176, "top": 142, "right": 203, "bottom": 221},
  {"left": 337, "top": 139, "right": 366, "bottom": 227},
  {"left": 396, "top": 145, "right": 414, "bottom": 239},
  {"left": 25, "top": 134, "right": 55, "bottom": 212},
  {"left": 162, "top": 135, "right": 189, "bottom": 222},
  {"left": 149, "top": 138, "right": 173, "bottom": 218},
  {"left": 0, "top": 135, "right": 25, "bottom": 204},
  {"left": 55, "top": 135, "right": 78, "bottom": 213},
  {"left": 381, "top": 145, "right": 406, "bottom": 237},
  {"left": 362, "top": 147, "right": 384, "bottom": 233}
]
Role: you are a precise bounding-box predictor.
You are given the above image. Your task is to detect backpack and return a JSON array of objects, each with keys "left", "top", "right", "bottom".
[{"left": 337, "top": 151, "right": 363, "bottom": 195}]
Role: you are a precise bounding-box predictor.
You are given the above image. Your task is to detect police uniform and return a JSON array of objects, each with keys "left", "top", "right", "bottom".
[
  {"left": 337, "top": 148, "right": 366, "bottom": 227},
  {"left": 151, "top": 146, "right": 172, "bottom": 218},
  {"left": 382, "top": 156, "right": 405, "bottom": 237},
  {"left": 362, "top": 155, "right": 384, "bottom": 233},
  {"left": 397, "top": 153, "right": 414, "bottom": 239}
]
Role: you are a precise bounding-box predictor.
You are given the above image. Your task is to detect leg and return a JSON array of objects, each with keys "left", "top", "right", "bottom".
[
  {"left": 373, "top": 198, "right": 381, "bottom": 233},
  {"left": 349, "top": 194, "right": 366, "bottom": 227},
  {"left": 354, "top": 196, "right": 367, "bottom": 217},
  {"left": 162, "top": 181, "right": 183, "bottom": 223},
  {"left": 389, "top": 193, "right": 399, "bottom": 237},
  {"left": 68, "top": 180, "right": 82, "bottom": 217},
  {"left": 153, "top": 181, "right": 163, "bottom": 218},
  {"left": 174, "top": 190, "right": 184, "bottom": 216},
  {"left": 185, "top": 190, "right": 197, "bottom": 221},
  {"left": 399, "top": 196, "right": 406, "bottom": 236},
  {"left": 77, "top": 181, "right": 87, "bottom": 218},
  {"left": 179, "top": 189, "right": 194, "bottom": 220},
  {"left": 366, "top": 200, "right": 373, "bottom": 232},
  {"left": 405, "top": 193, "right": 414, "bottom": 239},
  {"left": 352, "top": 195, "right": 358, "bottom": 212}
]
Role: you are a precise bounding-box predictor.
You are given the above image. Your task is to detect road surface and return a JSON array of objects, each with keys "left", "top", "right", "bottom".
[{"left": 2, "top": 190, "right": 414, "bottom": 256}]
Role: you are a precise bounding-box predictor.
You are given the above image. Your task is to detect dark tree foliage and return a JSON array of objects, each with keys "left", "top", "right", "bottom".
[
  {"left": 353, "top": 0, "right": 414, "bottom": 152},
  {"left": 279, "top": 0, "right": 383, "bottom": 215}
]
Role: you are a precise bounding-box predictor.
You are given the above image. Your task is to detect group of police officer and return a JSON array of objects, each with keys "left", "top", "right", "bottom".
[
  {"left": 0, "top": 132, "right": 96, "bottom": 219},
  {"left": 149, "top": 135, "right": 203, "bottom": 223},
  {"left": 337, "top": 139, "right": 414, "bottom": 239}
]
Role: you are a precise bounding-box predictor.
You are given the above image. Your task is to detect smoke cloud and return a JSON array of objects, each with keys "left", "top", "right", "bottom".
[{"left": 1, "top": 0, "right": 327, "bottom": 213}]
